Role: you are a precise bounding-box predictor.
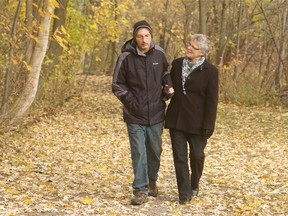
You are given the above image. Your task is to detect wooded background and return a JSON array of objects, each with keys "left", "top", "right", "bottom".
[{"left": 0, "top": 0, "right": 287, "bottom": 129}]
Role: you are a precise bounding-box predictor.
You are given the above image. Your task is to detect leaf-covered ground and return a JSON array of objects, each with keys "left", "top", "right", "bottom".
[{"left": 0, "top": 76, "right": 287, "bottom": 216}]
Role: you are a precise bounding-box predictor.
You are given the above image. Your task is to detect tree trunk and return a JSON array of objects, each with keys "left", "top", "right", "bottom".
[
  {"left": 159, "top": 0, "right": 169, "bottom": 49},
  {"left": 233, "top": 0, "right": 242, "bottom": 80},
  {"left": 1, "top": 0, "right": 54, "bottom": 126},
  {"left": 256, "top": 0, "right": 284, "bottom": 90},
  {"left": 182, "top": 0, "right": 195, "bottom": 44},
  {"left": 48, "top": 0, "right": 69, "bottom": 56},
  {"left": 25, "top": 0, "right": 34, "bottom": 64},
  {"left": 1, "top": 0, "right": 23, "bottom": 118},
  {"left": 216, "top": 0, "right": 228, "bottom": 66},
  {"left": 108, "top": 0, "right": 118, "bottom": 75},
  {"left": 108, "top": 42, "right": 117, "bottom": 75},
  {"left": 277, "top": 5, "right": 287, "bottom": 89},
  {"left": 199, "top": 0, "right": 207, "bottom": 34}
]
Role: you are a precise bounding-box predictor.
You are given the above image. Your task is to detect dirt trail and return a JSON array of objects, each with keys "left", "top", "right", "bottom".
[{"left": 0, "top": 76, "right": 287, "bottom": 215}]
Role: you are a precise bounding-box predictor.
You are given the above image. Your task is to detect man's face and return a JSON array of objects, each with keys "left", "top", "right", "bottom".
[{"left": 135, "top": 28, "right": 151, "bottom": 54}]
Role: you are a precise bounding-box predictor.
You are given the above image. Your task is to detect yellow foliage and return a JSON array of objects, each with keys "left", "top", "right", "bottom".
[
  {"left": 50, "top": 0, "right": 60, "bottom": 8},
  {"left": 23, "top": 61, "right": 32, "bottom": 71}
]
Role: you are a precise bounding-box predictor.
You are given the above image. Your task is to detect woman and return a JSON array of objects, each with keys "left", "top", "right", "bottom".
[{"left": 165, "top": 34, "right": 219, "bottom": 204}]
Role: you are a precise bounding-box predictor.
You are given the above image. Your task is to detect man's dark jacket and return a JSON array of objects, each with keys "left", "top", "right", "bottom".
[
  {"left": 112, "top": 39, "right": 172, "bottom": 125},
  {"left": 165, "top": 57, "right": 219, "bottom": 135}
]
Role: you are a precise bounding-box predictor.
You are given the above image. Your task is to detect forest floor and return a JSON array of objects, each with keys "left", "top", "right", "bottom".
[{"left": 0, "top": 76, "right": 288, "bottom": 216}]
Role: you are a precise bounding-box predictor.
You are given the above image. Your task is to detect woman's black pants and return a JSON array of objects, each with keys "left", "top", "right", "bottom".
[{"left": 169, "top": 129, "right": 207, "bottom": 200}]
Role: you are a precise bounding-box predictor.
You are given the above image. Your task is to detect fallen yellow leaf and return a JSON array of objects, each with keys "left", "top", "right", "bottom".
[
  {"left": 22, "top": 197, "right": 33, "bottom": 205},
  {"left": 242, "top": 206, "right": 254, "bottom": 211},
  {"left": 83, "top": 197, "right": 94, "bottom": 205},
  {"left": 6, "top": 188, "right": 20, "bottom": 195}
]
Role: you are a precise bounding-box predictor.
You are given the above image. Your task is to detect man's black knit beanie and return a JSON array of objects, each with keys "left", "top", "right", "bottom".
[{"left": 133, "top": 20, "right": 153, "bottom": 38}]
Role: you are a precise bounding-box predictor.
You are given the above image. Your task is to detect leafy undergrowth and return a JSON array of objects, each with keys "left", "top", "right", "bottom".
[{"left": 0, "top": 76, "right": 287, "bottom": 216}]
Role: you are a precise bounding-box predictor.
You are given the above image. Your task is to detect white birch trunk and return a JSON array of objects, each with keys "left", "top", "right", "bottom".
[{"left": 6, "top": 0, "right": 54, "bottom": 124}]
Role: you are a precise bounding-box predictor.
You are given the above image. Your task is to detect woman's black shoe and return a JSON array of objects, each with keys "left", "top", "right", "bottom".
[
  {"left": 192, "top": 189, "right": 199, "bottom": 197},
  {"left": 179, "top": 198, "right": 191, "bottom": 205}
]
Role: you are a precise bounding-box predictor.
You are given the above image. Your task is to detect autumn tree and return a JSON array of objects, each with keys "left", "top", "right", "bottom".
[{"left": 0, "top": 0, "right": 57, "bottom": 126}]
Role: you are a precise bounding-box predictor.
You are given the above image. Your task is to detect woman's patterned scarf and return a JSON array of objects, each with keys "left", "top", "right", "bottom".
[{"left": 182, "top": 57, "right": 205, "bottom": 94}]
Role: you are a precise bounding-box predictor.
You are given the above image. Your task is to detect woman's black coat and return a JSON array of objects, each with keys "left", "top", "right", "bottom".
[{"left": 165, "top": 57, "right": 219, "bottom": 135}]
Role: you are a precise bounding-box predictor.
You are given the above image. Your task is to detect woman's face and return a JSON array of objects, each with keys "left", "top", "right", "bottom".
[{"left": 186, "top": 40, "right": 205, "bottom": 62}]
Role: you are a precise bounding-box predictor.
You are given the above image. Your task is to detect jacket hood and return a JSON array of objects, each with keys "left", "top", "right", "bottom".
[{"left": 121, "top": 38, "right": 155, "bottom": 55}]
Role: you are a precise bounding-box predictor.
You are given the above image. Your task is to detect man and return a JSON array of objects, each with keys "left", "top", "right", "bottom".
[{"left": 112, "top": 20, "right": 173, "bottom": 205}]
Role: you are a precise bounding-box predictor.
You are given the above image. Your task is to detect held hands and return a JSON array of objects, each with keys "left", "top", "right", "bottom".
[{"left": 164, "top": 85, "right": 175, "bottom": 97}]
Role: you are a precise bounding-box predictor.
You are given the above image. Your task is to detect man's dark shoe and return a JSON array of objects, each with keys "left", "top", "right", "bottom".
[
  {"left": 179, "top": 197, "right": 191, "bottom": 205},
  {"left": 192, "top": 189, "right": 199, "bottom": 197},
  {"left": 131, "top": 193, "right": 148, "bottom": 205},
  {"left": 148, "top": 182, "right": 158, "bottom": 197}
]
